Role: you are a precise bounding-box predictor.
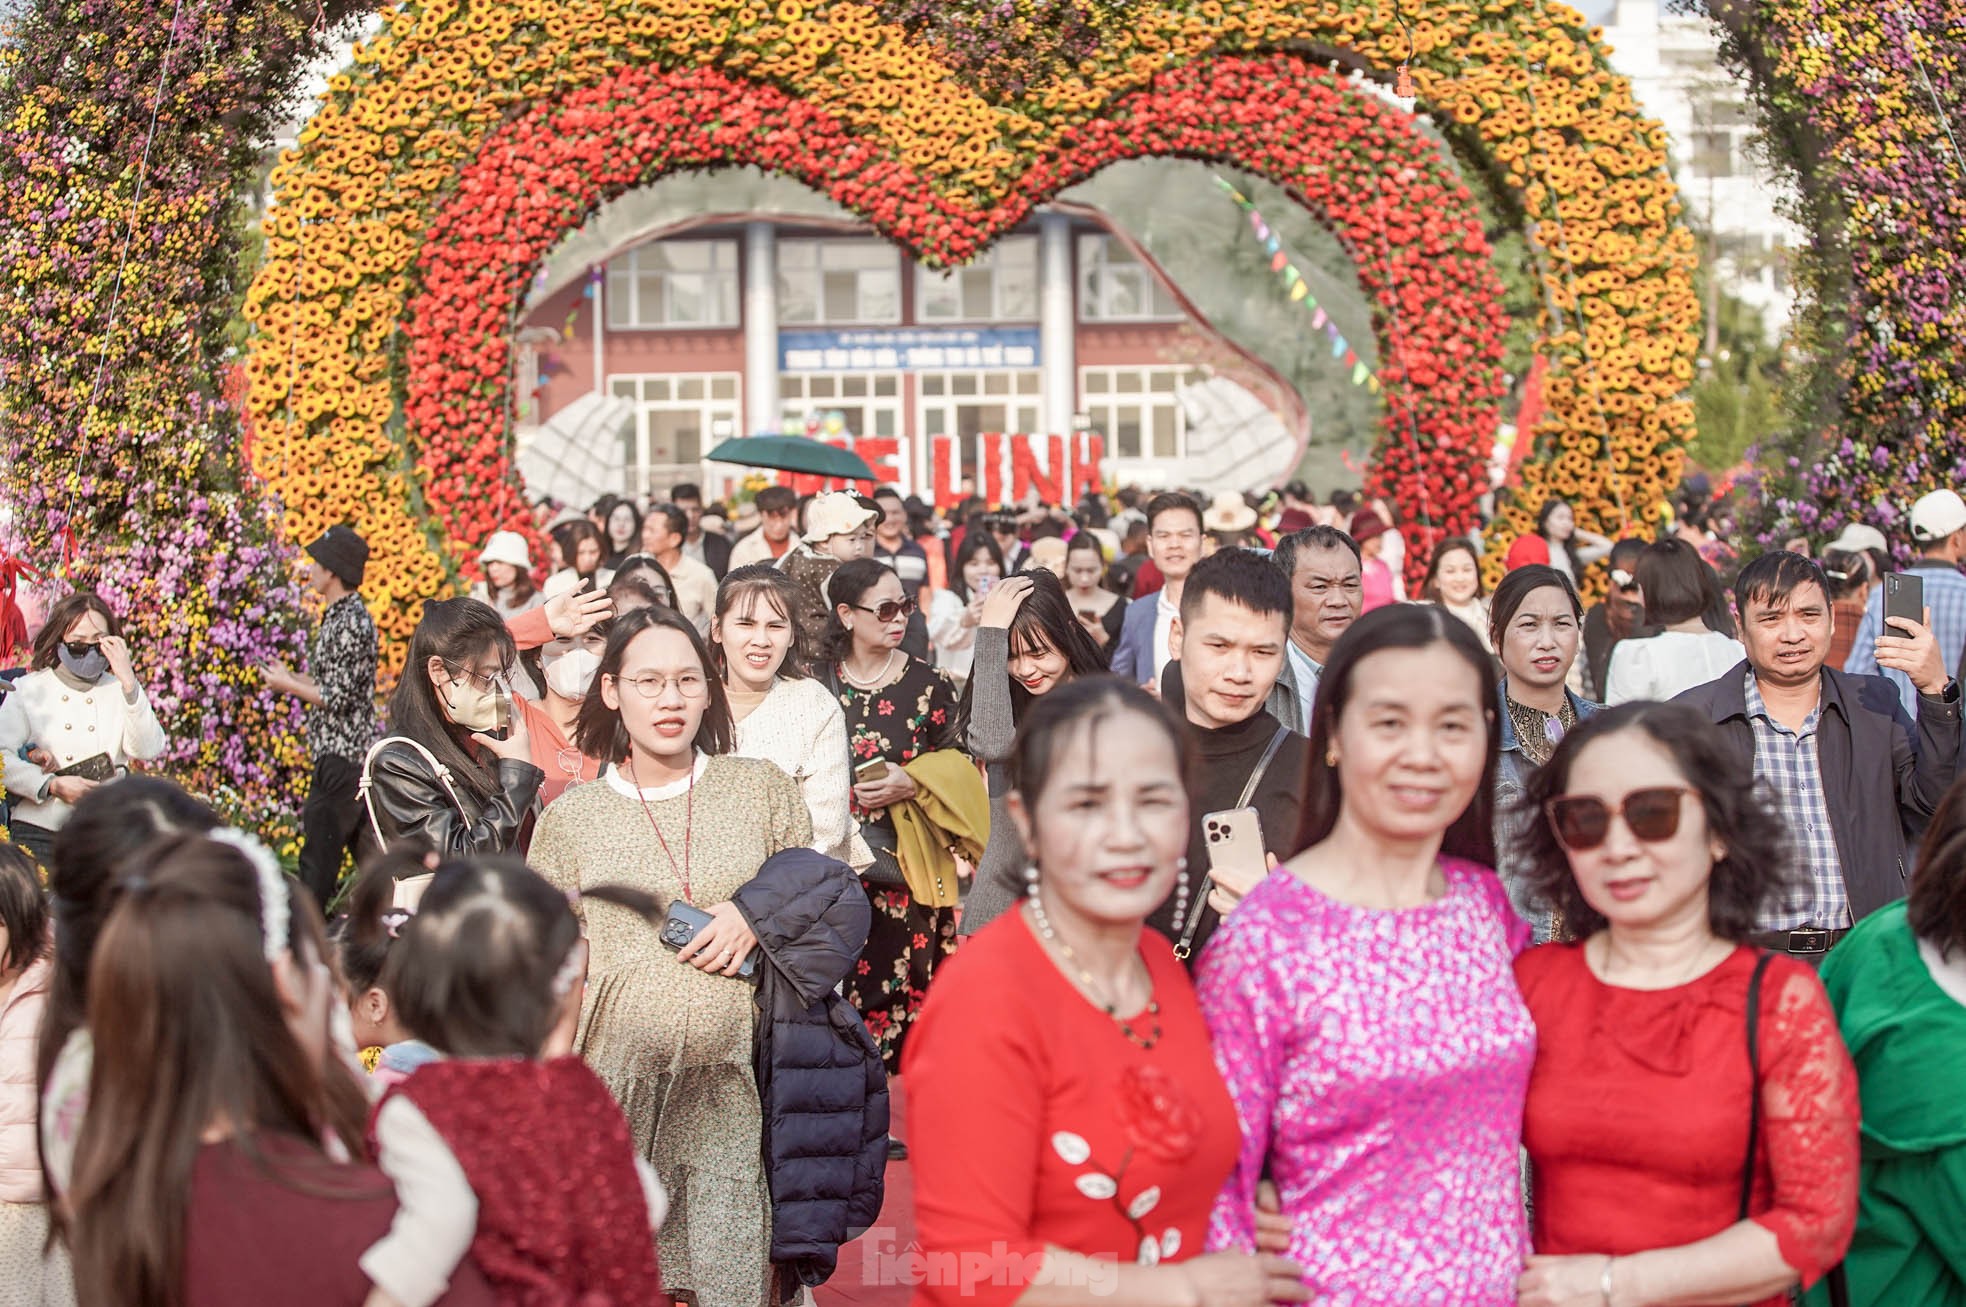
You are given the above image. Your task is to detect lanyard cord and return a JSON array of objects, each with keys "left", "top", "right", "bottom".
[{"left": 627, "top": 756, "right": 695, "bottom": 904}]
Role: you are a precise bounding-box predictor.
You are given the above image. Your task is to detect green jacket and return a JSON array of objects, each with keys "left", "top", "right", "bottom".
[{"left": 1804, "top": 902, "right": 1966, "bottom": 1307}]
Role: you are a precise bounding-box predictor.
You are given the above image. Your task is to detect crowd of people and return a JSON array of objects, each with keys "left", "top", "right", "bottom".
[{"left": 0, "top": 474, "right": 1961, "bottom": 1307}]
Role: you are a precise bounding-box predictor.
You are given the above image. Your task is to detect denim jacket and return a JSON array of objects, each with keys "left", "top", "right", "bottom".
[{"left": 1494, "top": 677, "right": 1601, "bottom": 938}]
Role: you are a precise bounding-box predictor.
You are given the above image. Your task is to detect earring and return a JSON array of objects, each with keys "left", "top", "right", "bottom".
[
  {"left": 1023, "top": 863, "right": 1040, "bottom": 900},
  {"left": 1325, "top": 749, "right": 1339, "bottom": 767},
  {"left": 1170, "top": 856, "right": 1191, "bottom": 930}
]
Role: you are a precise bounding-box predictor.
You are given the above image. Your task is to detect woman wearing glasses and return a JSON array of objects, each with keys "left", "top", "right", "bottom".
[
  {"left": 1512, "top": 703, "right": 1859, "bottom": 1307},
  {"left": 0, "top": 590, "right": 166, "bottom": 867},
  {"left": 363, "top": 598, "right": 544, "bottom": 855},
  {"left": 824, "top": 558, "right": 962, "bottom": 1072},
  {"left": 530, "top": 604, "right": 814, "bottom": 1307}
]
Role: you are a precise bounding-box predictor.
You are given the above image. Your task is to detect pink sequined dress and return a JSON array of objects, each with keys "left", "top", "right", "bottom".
[{"left": 1199, "top": 857, "right": 1535, "bottom": 1306}]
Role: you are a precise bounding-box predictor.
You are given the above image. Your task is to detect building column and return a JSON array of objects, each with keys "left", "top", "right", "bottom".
[
  {"left": 1039, "top": 211, "right": 1076, "bottom": 438},
  {"left": 744, "top": 222, "right": 780, "bottom": 438}
]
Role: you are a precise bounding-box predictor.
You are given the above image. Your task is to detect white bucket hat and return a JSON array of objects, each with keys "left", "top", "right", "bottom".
[
  {"left": 804, "top": 491, "right": 877, "bottom": 544},
  {"left": 479, "top": 530, "right": 532, "bottom": 571}
]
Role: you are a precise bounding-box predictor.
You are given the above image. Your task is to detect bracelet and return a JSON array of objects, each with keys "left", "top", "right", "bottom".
[{"left": 1600, "top": 1255, "right": 1617, "bottom": 1307}]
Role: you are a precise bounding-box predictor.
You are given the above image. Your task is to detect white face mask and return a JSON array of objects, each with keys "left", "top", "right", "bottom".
[{"left": 543, "top": 647, "right": 602, "bottom": 701}]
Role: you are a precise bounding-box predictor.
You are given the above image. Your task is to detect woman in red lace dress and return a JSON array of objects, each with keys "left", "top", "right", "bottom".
[{"left": 1511, "top": 702, "right": 1860, "bottom": 1307}]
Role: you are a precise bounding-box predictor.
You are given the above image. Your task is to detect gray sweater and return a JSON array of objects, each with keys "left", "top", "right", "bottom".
[{"left": 957, "top": 627, "right": 1026, "bottom": 933}]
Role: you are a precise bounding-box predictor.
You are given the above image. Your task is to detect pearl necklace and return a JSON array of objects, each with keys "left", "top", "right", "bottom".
[
  {"left": 1026, "top": 896, "right": 1161, "bottom": 1049},
  {"left": 840, "top": 650, "right": 901, "bottom": 690}
]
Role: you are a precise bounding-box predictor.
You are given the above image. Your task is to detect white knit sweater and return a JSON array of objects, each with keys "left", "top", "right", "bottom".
[{"left": 733, "top": 677, "right": 873, "bottom": 870}]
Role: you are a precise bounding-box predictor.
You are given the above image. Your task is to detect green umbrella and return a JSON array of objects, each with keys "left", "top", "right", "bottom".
[{"left": 705, "top": 434, "right": 876, "bottom": 481}]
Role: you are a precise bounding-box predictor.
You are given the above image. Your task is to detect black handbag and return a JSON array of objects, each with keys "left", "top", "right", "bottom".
[{"left": 1743, "top": 953, "right": 1850, "bottom": 1307}]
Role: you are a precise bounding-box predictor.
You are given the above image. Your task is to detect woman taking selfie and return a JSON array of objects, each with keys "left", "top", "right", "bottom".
[
  {"left": 1063, "top": 533, "right": 1127, "bottom": 650},
  {"left": 530, "top": 605, "right": 813, "bottom": 1307},
  {"left": 67, "top": 829, "right": 495, "bottom": 1307},
  {"left": 1490, "top": 564, "right": 1600, "bottom": 937},
  {"left": 1513, "top": 703, "right": 1859, "bottom": 1307},
  {"left": 958, "top": 571, "right": 1109, "bottom": 935},
  {"left": 0, "top": 591, "right": 168, "bottom": 868},
  {"left": 364, "top": 598, "right": 544, "bottom": 856},
  {"left": 824, "top": 559, "right": 963, "bottom": 1072},
  {"left": 1201, "top": 604, "right": 1535, "bottom": 1304},
  {"left": 714, "top": 564, "right": 870, "bottom": 870},
  {"left": 925, "top": 532, "right": 1005, "bottom": 685},
  {"left": 906, "top": 678, "right": 1308, "bottom": 1307}
]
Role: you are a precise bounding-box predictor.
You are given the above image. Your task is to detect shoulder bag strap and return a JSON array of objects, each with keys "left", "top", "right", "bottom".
[
  {"left": 357, "top": 735, "right": 471, "bottom": 851},
  {"left": 1176, "top": 727, "right": 1293, "bottom": 959}
]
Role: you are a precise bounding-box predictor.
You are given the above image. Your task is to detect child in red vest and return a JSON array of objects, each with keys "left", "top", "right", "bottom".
[{"left": 355, "top": 856, "right": 668, "bottom": 1307}]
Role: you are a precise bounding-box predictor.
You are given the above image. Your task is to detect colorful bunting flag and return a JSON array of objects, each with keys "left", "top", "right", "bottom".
[{"left": 1213, "top": 176, "right": 1377, "bottom": 390}]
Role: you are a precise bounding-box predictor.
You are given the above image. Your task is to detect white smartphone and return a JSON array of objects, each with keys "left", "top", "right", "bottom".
[{"left": 1201, "top": 806, "right": 1269, "bottom": 901}]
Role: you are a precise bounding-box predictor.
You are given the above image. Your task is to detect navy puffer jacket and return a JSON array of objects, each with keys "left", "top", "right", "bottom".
[{"left": 732, "top": 848, "right": 888, "bottom": 1291}]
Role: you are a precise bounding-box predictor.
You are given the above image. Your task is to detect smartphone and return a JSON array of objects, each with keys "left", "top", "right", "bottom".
[
  {"left": 854, "top": 758, "right": 891, "bottom": 783},
  {"left": 1202, "top": 807, "right": 1269, "bottom": 901},
  {"left": 1884, "top": 572, "right": 1925, "bottom": 636},
  {"left": 659, "top": 901, "right": 759, "bottom": 979},
  {"left": 484, "top": 688, "right": 513, "bottom": 742},
  {"left": 976, "top": 576, "right": 996, "bottom": 599}
]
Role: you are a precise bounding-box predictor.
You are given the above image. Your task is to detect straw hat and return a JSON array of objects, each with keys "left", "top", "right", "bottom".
[{"left": 1203, "top": 491, "right": 1258, "bottom": 534}]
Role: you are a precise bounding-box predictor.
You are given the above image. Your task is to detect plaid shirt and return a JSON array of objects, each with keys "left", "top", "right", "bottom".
[
  {"left": 1744, "top": 671, "right": 1852, "bottom": 930},
  {"left": 1845, "top": 559, "right": 1966, "bottom": 715},
  {"left": 307, "top": 593, "right": 378, "bottom": 762}
]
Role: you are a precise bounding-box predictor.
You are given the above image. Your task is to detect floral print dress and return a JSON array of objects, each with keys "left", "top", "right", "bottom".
[{"left": 835, "top": 654, "right": 962, "bottom": 1072}]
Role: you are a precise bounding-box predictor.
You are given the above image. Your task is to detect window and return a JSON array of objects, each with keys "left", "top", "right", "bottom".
[
  {"left": 607, "top": 373, "right": 742, "bottom": 496},
  {"left": 918, "top": 236, "right": 1039, "bottom": 323},
  {"left": 918, "top": 372, "right": 1044, "bottom": 483},
  {"left": 779, "top": 239, "right": 902, "bottom": 325},
  {"left": 605, "top": 240, "right": 740, "bottom": 329},
  {"left": 1077, "top": 235, "right": 1183, "bottom": 322},
  {"left": 1690, "top": 131, "right": 1735, "bottom": 177},
  {"left": 779, "top": 373, "right": 905, "bottom": 440},
  {"left": 1079, "top": 366, "right": 1201, "bottom": 460}
]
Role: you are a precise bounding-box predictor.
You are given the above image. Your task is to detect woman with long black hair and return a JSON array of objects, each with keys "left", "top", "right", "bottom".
[
  {"left": 822, "top": 559, "right": 964, "bottom": 1072},
  {"left": 362, "top": 598, "right": 544, "bottom": 856},
  {"left": 956, "top": 569, "right": 1108, "bottom": 935}
]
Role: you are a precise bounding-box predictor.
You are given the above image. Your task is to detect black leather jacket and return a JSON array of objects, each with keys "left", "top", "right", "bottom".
[{"left": 365, "top": 738, "right": 544, "bottom": 856}]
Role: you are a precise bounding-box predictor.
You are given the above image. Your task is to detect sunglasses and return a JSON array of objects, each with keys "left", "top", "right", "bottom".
[
  {"left": 1544, "top": 786, "right": 1698, "bottom": 851},
  {"left": 851, "top": 597, "right": 917, "bottom": 623}
]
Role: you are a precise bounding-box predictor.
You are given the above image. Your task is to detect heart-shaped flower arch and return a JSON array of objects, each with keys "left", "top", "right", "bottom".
[{"left": 399, "top": 56, "right": 1511, "bottom": 635}]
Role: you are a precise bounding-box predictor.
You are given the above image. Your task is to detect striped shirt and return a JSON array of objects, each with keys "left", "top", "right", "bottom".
[{"left": 1744, "top": 671, "right": 1852, "bottom": 930}]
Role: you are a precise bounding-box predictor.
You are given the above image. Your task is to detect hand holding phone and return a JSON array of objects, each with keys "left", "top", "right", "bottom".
[
  {"left": 1202, "top": 807, "right": 1269, "bottom": 901},
  {"left": 1884, "top": 571, "right": 1925, "bottom": 637}
]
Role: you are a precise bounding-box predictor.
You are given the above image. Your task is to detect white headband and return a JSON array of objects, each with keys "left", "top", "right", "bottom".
[{"left": 211, "top": 827, "right": 291, "bottom": 962}]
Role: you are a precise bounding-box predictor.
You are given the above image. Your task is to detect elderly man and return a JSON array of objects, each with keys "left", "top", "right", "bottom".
[{"left": 1266, "top": 526, "right": 1364, "bottom": 733}]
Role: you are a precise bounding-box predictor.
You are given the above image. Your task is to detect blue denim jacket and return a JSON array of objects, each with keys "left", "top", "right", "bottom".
[{"left": 1494, "top": 676, "right": 1601, "bottom": 939}]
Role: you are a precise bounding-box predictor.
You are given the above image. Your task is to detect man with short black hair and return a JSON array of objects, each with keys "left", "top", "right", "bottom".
[
  {"left": 669, "top": 482, "right": 732, "bottom": 578},
  {"left": 729, "top": 484, "right": 799, "bottom": 569},
  {"left": 872, "top": 486, "right": 930, "bottom": 659},
  {"left": 1677, "top": 551, "right": 1960, "bottom": 958},
  {"left": 641, "top": 502, "right": 718, "bottom": 634},
  {"left": 1149, "top": 548, "right": 1309, "bottom": 963},
  {"left": 1111, "top": 492, "right": 1204, "bottom": 693},
  {"left": 1268, "top": 526, "right": 1364, "bottom": 732}
]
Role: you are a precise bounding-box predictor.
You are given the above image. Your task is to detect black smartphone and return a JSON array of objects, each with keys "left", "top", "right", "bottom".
[{"left": 1884, "top": 572, "right": 1925, "bottom": 636}]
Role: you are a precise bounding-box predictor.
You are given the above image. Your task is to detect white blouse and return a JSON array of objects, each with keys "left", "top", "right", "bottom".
[
  {"left": 1603, "top": 628, "right": 1747, "bottom": 706},
  {"left": 926, "top": 588, "right": 979, "bottom": 683},
  {"left": 0, "top": 667, "right": 167, "bottom": 830},
  {"left": 733, "top": 677, "right": 872, "bottom": 870}
]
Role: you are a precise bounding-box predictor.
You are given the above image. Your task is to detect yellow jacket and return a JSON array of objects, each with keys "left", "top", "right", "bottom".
[{"left": 891, "top": 749, "right": 990, "bottom": 909}]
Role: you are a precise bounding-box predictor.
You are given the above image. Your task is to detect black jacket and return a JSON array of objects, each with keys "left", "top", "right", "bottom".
[
  {"left": 1673, "top": 660, "right": 1962, "bottom": 919},
  {"left": 697, "top": 530, "right": 733, "bottom": 580},
  {"left": 731, "top": 848, "right": 887, "bottom": 1291},
  {"left": 362, "top": 738, "right": 543, "bottom": 856}
]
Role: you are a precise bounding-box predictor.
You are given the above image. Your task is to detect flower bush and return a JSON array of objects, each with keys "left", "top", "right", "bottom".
[
  {"left": 249, "top": 0, "right": 1699, "bottom": 618},
  {"left": 1699, "top": 0, "right": 1963, "bottom": 548}
]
